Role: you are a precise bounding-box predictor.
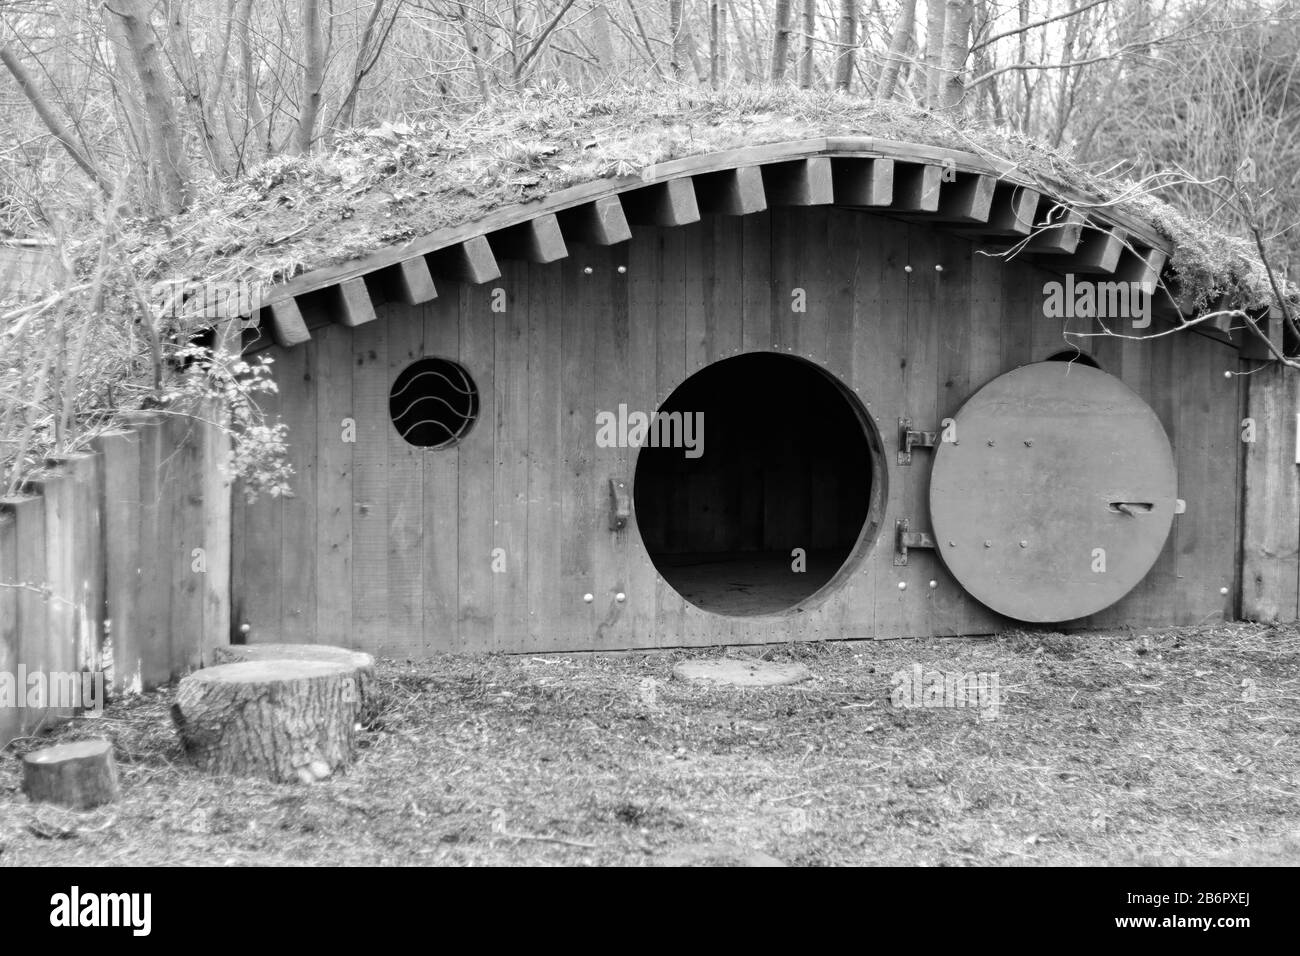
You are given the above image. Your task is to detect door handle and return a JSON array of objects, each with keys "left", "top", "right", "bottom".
[{"left": 1109, "top": 501, "right": 1154, "bottom": 517}]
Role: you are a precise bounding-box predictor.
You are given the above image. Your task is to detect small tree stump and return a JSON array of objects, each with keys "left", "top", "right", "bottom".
[
  {"left": 171, "top": 660, "right": 360, "bottom": 783},
  {"left": 22, "top": 739, "right": 120, "bottom": 809},
  {"left": 213, "top": 643, "right": 379, "bottom": 726}
]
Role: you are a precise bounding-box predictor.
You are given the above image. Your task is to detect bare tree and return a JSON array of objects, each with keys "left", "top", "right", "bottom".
[
  {"left": 294, "top": 0, "right": 325, "bottom": 153},
  {"left": 771, "top": 0, "right": 793, "bottom": 81},
  {"left": 834, "top": 0, "right": 857, "bottom": 90},
  {"left": 939, "top": 0, "right": 973, "bottom": 110},
  {"left": 798, "top": 0, "right": 815, "bottom": 87},
  {"left": 877, "top": 0, "right": 917, "bottom": 100},
  {"left": 923, "top": 0, "right": 946, "bottom": 105},
  {"left": 106, "top": 0, "right": 191, "bottom": 212},
  {"left": 0, "top": 45, "right": 112, "bottom": 196}
]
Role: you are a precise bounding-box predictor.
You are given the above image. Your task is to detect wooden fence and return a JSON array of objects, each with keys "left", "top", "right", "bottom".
[
  {"left": 0, "top": 409, "right": 231, "bottom": 747},
  {"left": 0, "top": 240, "right": 63, "bottom": 299}
]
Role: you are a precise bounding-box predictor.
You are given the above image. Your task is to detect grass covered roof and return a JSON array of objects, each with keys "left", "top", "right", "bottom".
[{"left": 106, "top": 87, "right": 1296, "bottom": 317}]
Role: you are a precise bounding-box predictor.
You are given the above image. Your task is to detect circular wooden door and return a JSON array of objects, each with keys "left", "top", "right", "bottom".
[{"left": 929, "top": 361, "right": 1178, "bottom": 623}]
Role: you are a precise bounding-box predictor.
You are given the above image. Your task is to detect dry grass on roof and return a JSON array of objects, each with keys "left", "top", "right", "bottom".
[{"left": 104, "top": 86, "right": 1292, "bottom": 314}]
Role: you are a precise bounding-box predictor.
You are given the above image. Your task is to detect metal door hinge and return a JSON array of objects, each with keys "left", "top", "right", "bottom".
[
  {"left": 895, "top": 517, "right": 936, "bottom": 566},
  {"left": 609, "top": 478, "right": 631, "bottom": 531},
  {"left": 898, "top": 417, "right": 938, "bottom": 465}
]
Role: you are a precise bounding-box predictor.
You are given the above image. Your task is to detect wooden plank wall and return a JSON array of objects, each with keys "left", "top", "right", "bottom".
[
  {"left": 1241, "top": 362, "right": 1300, "bottom": 621},
  {"left": 0, "top": 410, "right": 231, "bottom": 747},
  {"left": 234, "top": 207, "right": 1247, "bottom": 654}
]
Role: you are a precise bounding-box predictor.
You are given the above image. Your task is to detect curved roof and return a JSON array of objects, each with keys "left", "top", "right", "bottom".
[{"left": 238, "top": 136, "right": 1266, "bottom": 356}]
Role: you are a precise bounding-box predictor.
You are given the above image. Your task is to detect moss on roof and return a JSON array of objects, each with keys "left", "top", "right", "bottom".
[{"left": 109, "top": 87, "right": 1294, "bottom": 318}]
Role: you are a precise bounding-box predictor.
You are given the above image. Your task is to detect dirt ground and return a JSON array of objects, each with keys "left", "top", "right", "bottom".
[{"left": 1, "top": 622, "right": 1297, "bottom": 866}]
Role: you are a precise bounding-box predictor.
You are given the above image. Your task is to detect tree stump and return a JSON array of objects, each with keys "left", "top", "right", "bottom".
[
  {"left": 171, "top": 660, "right": 360, "bottom": 783},
  {"left": 213, "top": 643, "right": 379, "bottom": 726},
  {"left": 22, "top": 739, "right": 120, "bottom": 809}
]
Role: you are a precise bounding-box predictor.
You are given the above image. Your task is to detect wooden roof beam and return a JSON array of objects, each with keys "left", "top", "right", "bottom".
[
  {"left": 267, "top": 298, "right": 310, "bottom": 347},
  {"left": 336, "top": 277, "right": 379, "bottom": 327},
  {"left": 1115, "top": 244, "right": 1167, "bottom": 289},
  {"left": 1025, "top": 205, "right": 1086, "bottom": 255},
  {"left": 557, "top": 196, "right": 632, "bottom": 246},
  {"left": 426, "top": 235, "right": 501, "bottom": 284},
  {"left": 692, "top": 166, "right": 768, "bottom": 215},
  {"left": 621, "top": 178, "right": 700, "bottom": 227},
  {"left": 375, "top": 256, "right": 438, "bottom": 305},
  {"left": 1056, "top": 224, "right": 1127, "bottom": 275},
  {"left": 891, "top": 163, "right": 943, "bottom": 213},
  {"left": 761, "top": 157, "right": 834, "bottom": 206},
  {"left": 831, "top": 157, "right": 894, "bottom": 207},
  {"left": 489, "top": 213, "right": 569, "bottom": 263},
  {"left": 931, "top": 172, "right": 995, "bottom": 224},
  {"left": 987, "top": 184, "right": 1040, "bottom": 236}
]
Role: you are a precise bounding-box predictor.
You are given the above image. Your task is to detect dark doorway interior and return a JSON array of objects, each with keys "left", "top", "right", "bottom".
[{"left": 634, "top": 353, "right": 877, "bottom": 616}]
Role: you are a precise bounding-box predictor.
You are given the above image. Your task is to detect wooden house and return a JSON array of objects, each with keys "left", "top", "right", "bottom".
[{"left": 224, "top": 137, "right": 1295, "bottom": 657}]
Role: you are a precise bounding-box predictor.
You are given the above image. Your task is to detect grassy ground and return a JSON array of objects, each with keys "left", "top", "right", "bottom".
[{"left": 1, "top": 623, "right": 1297, "bottom": 866}]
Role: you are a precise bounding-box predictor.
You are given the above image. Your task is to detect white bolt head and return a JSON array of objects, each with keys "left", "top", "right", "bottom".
[
  {"left": 239, "top": 623, "right": 251, "bottom": 634},
  {"left": 583, "top": 592, "right": 594, "bottom": 603},
  {"left": 1220, "top": 586, "right": 1229, "bottom": 595},
  {"left": 617, "top": 265, "right": 627, "bottom": 274},
  {"left": 583, "top": 266, "right": 593, "bottom": 275},
  {"left": 904, "top": 265, "right": 913, "bottom": 273},
  {"left": 929, "top": 580, "right": 938, "bottom": 589},
  {"left": 935, "top": 264, "right": 944, "bottom": 272},
  {"left": 1224, "top": 370, "right": 1233, "bottom": 378},
  {"left": 616, "top": 592, "right": 626, "bottom": 602},
  {"left": 898, "top": 581, "right": 907, "bottom": 590}
]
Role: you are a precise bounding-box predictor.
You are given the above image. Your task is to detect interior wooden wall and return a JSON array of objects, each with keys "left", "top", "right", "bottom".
[
  {"left": 633, "top": 352, "right": 871, "bottom": 556},
  {"left": 232, "top": 207, "right": 1244, "bottom": 656}
]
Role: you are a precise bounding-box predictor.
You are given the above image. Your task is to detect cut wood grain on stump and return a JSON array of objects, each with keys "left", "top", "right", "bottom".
[
  {"left": 22, "top": 739, "right": 120, "bottom": 809},
  {"left": 213, "top": 643, "right": 379, "bottom": 726},
  {"left": 171, "top": 660, "right": 360, "bottom": 783}
]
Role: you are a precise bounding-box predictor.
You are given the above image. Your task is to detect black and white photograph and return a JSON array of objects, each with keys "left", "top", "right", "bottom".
[{"left": 0, "top": 0, "right": 1293, "bottom": 905}]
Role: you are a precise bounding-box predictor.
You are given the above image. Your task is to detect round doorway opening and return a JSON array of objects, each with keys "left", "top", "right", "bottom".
[
  {"left": 633, "top": 352, "right": 884, "bottom": 617},
  {"left": 1044, "top": 348, "right": 1101, "bottom": 369},
  {"left": 389, "top": 357, "right": 479, "bottom": 448}
]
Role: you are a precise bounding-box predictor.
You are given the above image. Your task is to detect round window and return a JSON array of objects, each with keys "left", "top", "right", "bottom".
[{"left": 389, "top": 357, "right": 479, "bottom": 448}]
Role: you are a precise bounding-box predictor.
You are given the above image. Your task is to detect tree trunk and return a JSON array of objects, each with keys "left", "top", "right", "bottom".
[
  {"left": 798, "top": 0, "right": 815, "bottom": 88},
  {"left": 876, "top": 0, "right": 916, "bottom": 101},
  {"left": 834, "top": 0, "right": 857, "bottom": 91},
  {"left": 294, "top": 0, "right": 325, "bottom": 154},
  {"left": 923, "top": 0, "right": 946, "bottom": 106},
  {"left": 723, "top": 0, "right": 752, "bottom": 80},
  {"left": 668, "top": 0, "right": 685, "bottom": 79},
  {"left": 103, "top": 11, "right": 153, "bottom": 185},
  {"left": 23, "top": 739, "right": 120, "bottom": 809},
  {"left": 339, "top": 0, "right": 388, "bottom": 130},
  {"left": 172, "top": 660, "right": 361, "bottom": 783},
  {"left": 213, "top": 643, "right": 379, "bottom": 727},
  {"left": 592, "top": 1, "right": 615, "bottom": 75},
  {"left": 109, "top": 0, "right": 191, "bottom": 213},
  {"left": 164, "top": 0, "right": 230, "bottom": 176},
  {"left": 770, "top": 0, "right": 792, "bottom": 82},
  {"left": 233, "top": 0, "right": 268, "bottom": 167},
  {"left": 938, "top": 0, "right": 973, "bottom": 111}
]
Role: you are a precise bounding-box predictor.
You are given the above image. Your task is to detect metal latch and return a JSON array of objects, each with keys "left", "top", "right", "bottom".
[
  {"left": 894, "top": 517, "right": 936, "bottom": 566},
  {"left": 609, "top": 478, "right": 631, "bottom": 531},
  {"left": 898, "top": 417, "right": 938, "bottom": 465}
]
